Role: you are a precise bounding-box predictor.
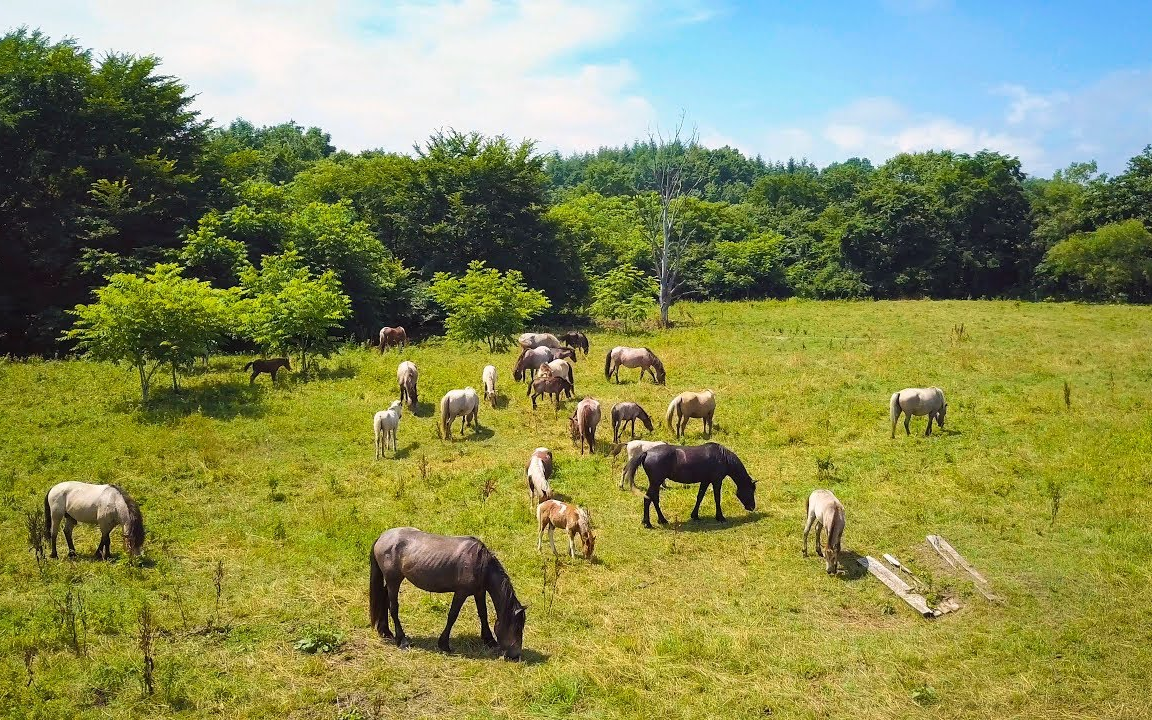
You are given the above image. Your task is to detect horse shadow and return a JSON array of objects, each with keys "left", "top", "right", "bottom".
[
  {"left": 130, "top": 382, "right": 266, "bottom": 423},
  {"left": 833, "top": 550, "right": 868, "bottom": 581},
  {"left": 312, "top": 363, "right": 357, "bottom": 381},
  {"left": 397, "top": 636, "right": 549, "bottom": 664},
  {"left": 493, "top": 395, "right": 511, "bottom": 410},
  {"left": 392, "top": 442, "right": 419, "bottom": 460},
  {"left": 671, "top": 511, "right": 764, "bottom": 533},
  {"left": 411, "top": 401, "right": 436, "bottom": 418},
  {"left": 461, "top": 426, "right": 495, "bottom": 442}
]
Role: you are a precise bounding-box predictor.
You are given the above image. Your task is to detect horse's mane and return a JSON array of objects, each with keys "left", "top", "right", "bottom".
[
  {"left": 645, "top": 349, "right": 664, "bottom": 371},
  {"left": 715, "top": 445, "right": 749, "bottom": 482},
  {"left": 111, "top": 484, "right": 145, "bottom": 551},
  {"left": 483, "top": 551, "right": 520, "bottom": 610}
]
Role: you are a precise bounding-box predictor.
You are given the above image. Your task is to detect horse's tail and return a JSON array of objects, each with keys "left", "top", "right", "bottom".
[
  {"left": 368, "top": 547, "right": 387, "bottom": 636},
  {"left": 439, "top": 394, "right": 451, "bottom": 438},
  {"left": 889, "top": 392, "right": 902, "bottom": 436},
  {"left": 243, "top": 361, "right": 254, "bottom": 371},
  {"left": 576, "top": 507, "right": 591, "bottom": 537},
  {"left": 43, "top": 491, "right": 51, "bottom": 537},
  {"left": 603, "top": 350, "right": 613, "bottom": 379},
  {"left": 624, "top": 451, "right": 647, "bottom": 488},
  {"left": 665, "top": 396, "right": 681, "bottom": 429}
]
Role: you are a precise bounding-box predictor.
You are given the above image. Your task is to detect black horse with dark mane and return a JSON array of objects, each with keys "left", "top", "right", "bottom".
[{"left": 624, "top": 442, "right": 757, "bottom": 528}]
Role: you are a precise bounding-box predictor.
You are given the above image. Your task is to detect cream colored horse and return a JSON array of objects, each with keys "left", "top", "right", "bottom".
[
  {"left": 45, "top": 481, "right": 145, "bottom": 559},
  {"left": 604, "top": 346, "right": 665, "bottom": 384},
  {"left": 536, "top": 499, "right": 595, "bottom": 560},
  {"left": 397, "top": 361, "right": 418, "bottom": 410},
  {"left": 440, "top": 387, "right": 480, "bottom": 439},
  {"left": 890, "top": 387, "right": 947, "bottom": 438},
  {"left": 374, "top": 400, "right": 403, "bottom": 458},
  {"left": 666, "top": 389, "right": 715, "bottom": 438},
  {"left": 482, "top": 365, "right": 498, "bottom": 407},
  {"left": 518, "top": 332, "right": 562, "bottom": 350},
  {"left": 526, "top": 447, "right": 553, "bottom": 504},
  {"left": 803, "top": 489, "right": 845, "bottom": 574}
]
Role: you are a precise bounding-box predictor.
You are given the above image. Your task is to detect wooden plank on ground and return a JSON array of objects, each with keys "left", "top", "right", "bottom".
[
  {"left": 857, "top": 556, "right": 935, "bottom": 618},
  {"left": 926, "top": 535, "right": 1002, "bottom": 602}
]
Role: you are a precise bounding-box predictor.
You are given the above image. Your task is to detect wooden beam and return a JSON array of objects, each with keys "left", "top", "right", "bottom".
[
  {"left": 926, "top": 535, "right": 1002, "bottom": 602},
  {"left": 857, "top": 556, "right": 935, "bottom": 618}
]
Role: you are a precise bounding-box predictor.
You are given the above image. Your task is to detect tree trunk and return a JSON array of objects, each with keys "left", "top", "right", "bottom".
[
  {"left": 170, "top": 364, "right": 179, "bottom": 392},
  {"left": 138, "top": 365, "right": 149, "bottom": 403}
]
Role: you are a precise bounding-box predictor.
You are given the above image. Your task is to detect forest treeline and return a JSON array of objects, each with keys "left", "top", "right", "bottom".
[{"left": 4, "top": 29, "right": 1152, "bottom": 354}]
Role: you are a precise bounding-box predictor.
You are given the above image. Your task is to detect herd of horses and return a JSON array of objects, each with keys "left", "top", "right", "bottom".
[{"left": 38, "top": 324, "right": 950, "bottom": 662}]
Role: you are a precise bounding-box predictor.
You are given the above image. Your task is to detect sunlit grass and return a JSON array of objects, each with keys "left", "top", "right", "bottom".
[{"left": 1, "top": 299, "right": 1151, "bottom": 718}]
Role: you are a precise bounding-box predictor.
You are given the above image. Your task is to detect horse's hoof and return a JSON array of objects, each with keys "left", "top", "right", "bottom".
[
  {"left": 716, "top": 516, "right": 727, "bottom": 523},
  {"left": 657, "top": 518, "right": 669, "bottom": 525},
  {"left": 438, "top": 639, "right": 452, "bottom": 652},
  {"left": 397, "top": 638, "right": 410, "bottom": 650},
  {"left": 643, "top": 522, "right": 653, "bottom": 529},
  {"left": 482, "top": 636, "right": 498, "bottom": 649}
]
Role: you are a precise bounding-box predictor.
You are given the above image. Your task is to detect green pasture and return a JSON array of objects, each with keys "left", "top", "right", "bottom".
[{"left": 1, "top": 299, "right": 1150, "bottom": 719}]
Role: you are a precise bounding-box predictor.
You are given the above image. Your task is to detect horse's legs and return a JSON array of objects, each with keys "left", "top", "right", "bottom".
[
  {"left": 645, "top": 481, "right": 668, "bottom": 526},
  {"left": 63, "top": 516, "right": 77, "bottom": 557},
  {"left": 249, "top": 370, "right": 258, "bottom": 385},
  {"left": 98, "top": 528, "right": 112, "bottom": 559},
  {"left": 548, "top": 525, "right": 559, "bottom": 556},
  {"left": 438, "top": 591, "right": 468, "bottom": 652},
  {"left": 387, "top": 579, "right": 407, "bottom": 649},
  {"left": 712, "top": 479, "right": 725, "bottom": 522},
  {"left": 904, "top": 414, "right": 911, "bottom": 435},
  {"left": 815, "top": 523, "right": 825, "bottom": 557},
  {"left": 802, "top": 510, "right": 815, "bottom": 556},
  {"left": 689, "top": 481, "right": 709, "bottom": 521},
  {"left": 49, "top": 511, "right": 60, "bottom": 559},
  {"left": 475, "top": 592, "right": 496, "bottom": 647},
  {"left": 925, "top": 415, "right": 934, "bottom": 436},
  {"left": 567, "top": 529, "right": 576, "bottom": 559},
  {"left": 705, "top": 413, "right": 713, "bottom": 437},
  {"left": 629, "top": 419, "right": 636, "bottom": 439}
]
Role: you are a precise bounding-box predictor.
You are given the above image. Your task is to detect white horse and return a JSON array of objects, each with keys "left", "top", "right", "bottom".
[
  {"left": 518, "top": 332, "right": 562, "bottom": 350},
  {"left": 482, "top": 365, "right": 498, "bottom": 407},
  {"left": 374, "top": 400, "right": 403, "bottom": 458},
  {"left": 440, "top": 387, "right": 480, "bottom": 439},
  {"left": 397, "top": 361, "right": 418, "bottom": 410},
  {"left": 609, "top": 439, "right": 668, "bottom": 489},
  {"left": 803, "top": 489, "right": 845, "bottom": 575},
  {"left": 45, "top": 481, "right": 145, "bottom": 559},
  {"left": 890, "top": 387, "right": 947, "bottom": 438},
  {"left": 526, "top": 448, "right": 553, "bottom": 504}
]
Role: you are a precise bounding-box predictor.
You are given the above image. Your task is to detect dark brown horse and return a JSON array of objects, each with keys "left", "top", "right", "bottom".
[
  {"left": 244, "top": 358, "right": 290, "bottom": 385},
  {"left": 378, "top": 326, "right": 407, "bottom": 351},
  {"left": 559, "top": 332, "right": 589, "bottom": 357},
  {"left": 553, "top": 346, "right": 578, "bottom": 362},
  {"left": 624, "top": 442, "right": 757, "bottom": 528},
  {"left": 611, "top": 401, "right": 654, "bottom": 442},
  {"left": 528, "top": 375, "right": 572, "bottom": 409},
  {"left": 369, "top": 527, "right": 526, "bottom": 659}
]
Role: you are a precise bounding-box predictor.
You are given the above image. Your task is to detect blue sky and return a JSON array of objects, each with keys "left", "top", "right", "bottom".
[{"left": 6, "top": 0, "right": 1152, "bottom": 175}]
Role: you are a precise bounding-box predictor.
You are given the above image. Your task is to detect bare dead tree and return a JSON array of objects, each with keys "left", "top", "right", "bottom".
[{"left": 638, "top": 114, "right": 703, "bottom": 327}]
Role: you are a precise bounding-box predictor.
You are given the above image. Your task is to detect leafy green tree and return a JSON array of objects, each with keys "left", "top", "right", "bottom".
[
  {"left": 1, "top": 29, "right": 212, "bottom": 354},
  {"left": 588, "top": 266, "right": 658, "bottom": 332},
  {"left": 429, "top": 261, "right": 550, "bottom": 351},
  {"left": 64, "top": 264, "right": 231, "bottom": 401},
  {"left": 701, "top": 233, "right": 789, "bottom": 300},
  {"left": 236, "top": 252, "right": 352, "bottom": 373},
  {"left": 548, "top": 193, "right": 650, "bottom": 278},
  {"left": 1037, "top": 220, "right": 1152, "bottom": 301}
]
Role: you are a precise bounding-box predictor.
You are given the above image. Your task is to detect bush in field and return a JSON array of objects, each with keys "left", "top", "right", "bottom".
[
  {"left": 236, "top": 252, "right": 351, "bottom": 373},
  {"left": 429, "top": 261, "right": 550, "bottom": 351},
  {"left": 65, "top": 264, "right": 232, "bottom": 401},
  {"left": 588, "top": 265, "right": 658, "bottom": 332},
  {"left": 1037, "top": 220, "right": 1152, "bottom": 301}
]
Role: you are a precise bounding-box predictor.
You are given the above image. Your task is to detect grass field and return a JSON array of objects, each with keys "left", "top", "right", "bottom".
[{"left": 2, "top": 299, "right": 1151, "bottom": 719}]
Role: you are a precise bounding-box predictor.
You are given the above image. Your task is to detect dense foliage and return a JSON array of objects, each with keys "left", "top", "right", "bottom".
[
  {"left": 429, "top": 261, "right": 550, "bottom": 351},
  {"left": 6, "top": 29, "right": 1152, "bottom": 355}
]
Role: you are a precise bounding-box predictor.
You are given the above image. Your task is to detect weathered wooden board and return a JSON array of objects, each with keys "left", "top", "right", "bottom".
[
  {"left": 926, "top": 534, "right": 1002, "bottom": 602},
  {"left": 857, "top": 556, "right": 935, "bottom": 618}
]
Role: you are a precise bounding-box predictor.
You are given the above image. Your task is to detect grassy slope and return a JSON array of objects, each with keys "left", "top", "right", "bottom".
[{"left": 1, "top": 299, "right": 1151, "bottom": 719}]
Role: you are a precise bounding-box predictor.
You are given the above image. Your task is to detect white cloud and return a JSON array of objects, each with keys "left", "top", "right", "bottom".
[{"left": 7, "top": 0, "right": 660, "bottom": 154}]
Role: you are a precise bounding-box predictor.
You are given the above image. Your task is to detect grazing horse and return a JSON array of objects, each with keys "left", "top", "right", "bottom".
[
  {"left": 518, "top": 332, "right": 562, "bottom": 350},
  {"left": 536, "top": 500, "right": 595, "bottom": 560},
  {"left": 397, "top": 361, "right": 419, "bottom": 410},
  {"left": 538, "top": 359, "right": 575, "bottom": 396},
  {"left": 890, "top": 387, "right": 948, "bottom": 438},
  {"left": 513, "top": 347, "right": 555, "bottom": 383},
  {"left": 569, "top": 398, "right": 601, "bottom": 455},
  {"left": 526, "top": 448, "right": 553, "bottom": 504},
  {"left": 440, "top": 388, "right": 480, "bottom": 439},
  {"left": 609, "top": 440, "right": 668, "bottom": 489},
  {"left": 803, "top": 489, "right": 846, "bottom": 575},
  {"left": 45, "top": 481, "right": 145, "bottom": 559},
  {"left": 244, "top": 358, "right": 290, "bottom": 385},
  {"left": 369, "top": 527, "right": 526, "bottom": 659},
  {"left": 604, "top": 346, "right": 665, "bottom": 384},
  {"left": 625, "top": 442, "right": 757, "bottom": 528},
  {"left": 552, "top": 346, "right": 579, "bottom": 362},
  {"left": 378, "top": 326, "right": 407, "bottom": 351},
  {"left": 528, "top": 374, "right": 572, "bottom": 409},
  {"left": 666, "top": 390, "right": 716, "bottom": 439},
  {"left": 611, "top": 402, "right": 653, "bottom": 442},
  {"left": 374, "top": 400, "right": 403, "bottom": 458},
  {"left": 482, "top": 365, "right": 498, "bottom": 408},
  {"left": 559, "top": 331, "right": 589, "bottom": 357}
]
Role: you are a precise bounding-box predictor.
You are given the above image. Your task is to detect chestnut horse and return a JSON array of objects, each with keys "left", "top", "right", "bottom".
[
  {"left": 379, "top": 326, "right": 407, "bottom": 351},
  {"left": 536, "top": 499, "right": 595, "bottom": 560},
  {"left": 569, "top": 398, "right": 601, "bottom": 454},
  {"left": 244, "top": 358, "right": 290, "bottom": 385},
  {"left": 528, "top": 374, "right": 572, "bottom": 409},
  {"left": 604, "top": 347, "right": 665, "bottom": 384}
]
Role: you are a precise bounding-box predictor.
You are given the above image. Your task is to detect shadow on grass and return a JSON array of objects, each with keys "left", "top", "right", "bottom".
[
  {"left": 492, "top": 395, "right": 510, "bottom": 410},
  {"left": 411, "top": 401, "right": 436, "bottom": 418},
  {"left": 389, "top": 635, "right": 548, "bottom": 664},
  {"left": 127, "top": 382, "right": 265, "bottom": 423},
  {"left": 311, "top": 363, "right": 357, "bottom": 381},
  {"left": 460, "top": 426, "right": 495, "bottom": 442},
  {"left": 835, "top": 550, "right": 868, "bottom": 581},
  {"left": 392, "top": 442, "right": 419, "bottom": 460},
  {"left": 671, "top": 510, "right": 764, "bottom": 533}
]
